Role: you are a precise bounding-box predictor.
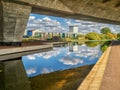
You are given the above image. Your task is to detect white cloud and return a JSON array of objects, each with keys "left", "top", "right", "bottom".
[
  {"left": 27, "top": 48, "right": 61, "bottom": 60},
  {"left": 26, "top": 68, "right": 36, "bottom": 75},
  {"left": 43, "top": 17, "right": 51, "bottom": 22},
  {"left": 59, "top": 56, "right": 84, "bottom": 65},
  {"left": 29, "top": 16, "right": 35, "bottom": 20},
  {"left": 75, "top": 45, "right": 100, "bottom": 58},
  {"left": 41, "top": 68, "right": 54, "bottom": 74},
  {"left": 27, "top": 14, "right": 120, "bottom": 33},
  {"left": 43, "top": 54, "right": 52, "bottom": 59},
  {"left": 27, "top": 15, "right": 66, "bottom": 32},
  {"left": 26, "top": 55, "right": 36, "bottom": 60}
]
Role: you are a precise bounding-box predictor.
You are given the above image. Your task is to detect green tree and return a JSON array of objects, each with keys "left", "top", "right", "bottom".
[
  {"left": 85, "top": 32, "right": 101, "bottom": 40},
  {"left": 100, "top": 41, "right": 111, "bottom": 52},
  {"left": 101, "top": 27, "right": 111, "bottom": 34},
  {"left": 99, "top": 34, "right": 109, "bottom": 40},
  {"left": 117, "top": 33, "right": 120, "bottom": 40}
]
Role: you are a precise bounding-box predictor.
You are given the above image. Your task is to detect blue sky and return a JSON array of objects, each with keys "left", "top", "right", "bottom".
[
  {"left": 26, "top": 13, "right": 120, "bottom": 33},
  {"left": 22, "top": 45, "right": 101, "bottom": 77}
]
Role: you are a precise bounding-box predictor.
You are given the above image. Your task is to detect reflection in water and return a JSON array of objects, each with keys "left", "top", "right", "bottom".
[
  {"left": 30, "top": 64, "right": 94, "bottom": 90},
  {"left": 85, "top": 41, "right": 100, "bottom": 47},
  {"left": 22, "top": 42, "right": 102, "bottom": 77},
  {"left": 69, "top": 43, "right": 79, "bottom": 52},
  {"left": 0, "top": 58, "right": 31, "bottom": 90},
  {"left": 59, "top": 56, "right": 84, "bottom": 65},
  {"left": 0, "top": 42, "right": 110, "bottom": 90}
]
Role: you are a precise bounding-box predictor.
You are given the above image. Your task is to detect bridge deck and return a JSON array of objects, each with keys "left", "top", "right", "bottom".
[{"left": 100, "top": 41, "right": 120, "bottom": 90}]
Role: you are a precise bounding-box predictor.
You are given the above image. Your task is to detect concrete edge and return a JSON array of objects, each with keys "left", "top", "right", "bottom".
[
  {"left": 77, "top": 46, "right": 111, "bottom": 90},
  {"left": 0, "top": 44, "right": 53, "bottom": 55},
  {"left": 0, "top": 42, "right": 67, "bottom": 56}
]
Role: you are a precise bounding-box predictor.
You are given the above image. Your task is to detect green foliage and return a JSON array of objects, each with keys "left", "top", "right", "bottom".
[
  {"left": 100, "top": 41, "right": 111, "bottom": 52},
  {"left": 85, "top": 41, "right": 100, "bottom": 47},
  {"left": 101, "top": 27, "right": 111, "bottom": 34},
  {"left": 99, "top": 34, "right": 109, "bottom": 40},
  {"left": 85, "top": 32, "right": 101, "bottom": 40},
  {"left": 117, "top": 33, "right": 120, "bottom": 40}
]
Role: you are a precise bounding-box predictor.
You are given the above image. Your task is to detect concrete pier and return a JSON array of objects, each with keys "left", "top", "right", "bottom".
[{"left": 0, "top": 1, "right": 31, "bottom": 46}]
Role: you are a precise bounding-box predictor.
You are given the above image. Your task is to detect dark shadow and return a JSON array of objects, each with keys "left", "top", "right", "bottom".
[
  {"left": 30, "top": 64, "right": 94, "bottom": 90},
  {"left": 111, "top": 40, "right": 120, "bottom": 46},
  {"left": 0, "top": 57, "right": 31, "bottom": 90}
]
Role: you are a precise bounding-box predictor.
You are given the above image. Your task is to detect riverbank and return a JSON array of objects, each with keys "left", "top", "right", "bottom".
[
  {"left": 0, "top": 41, "right": 67, "bottom": 61},
  {"left": 77, "top": 43, "right": 111, "bottom": 90},
  {"left": 70, "top": 39, "right": 112, "bottom": 42}
]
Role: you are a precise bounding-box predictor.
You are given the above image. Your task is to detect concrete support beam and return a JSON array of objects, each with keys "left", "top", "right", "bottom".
[{"left": 0, "top": 1, "right": 31, "bottom": 46}]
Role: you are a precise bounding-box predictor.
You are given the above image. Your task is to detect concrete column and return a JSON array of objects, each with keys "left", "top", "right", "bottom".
[
  {"left": 0, "top": 1, "right": 31, "bottom": 46},
  {"left": 0, "top": 58, "right": 31, "bottom": 90}
]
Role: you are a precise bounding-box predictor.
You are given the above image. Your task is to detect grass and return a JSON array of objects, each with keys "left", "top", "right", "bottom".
[{"left": 30, "top": 65, "right": 94, "bottom": 90}]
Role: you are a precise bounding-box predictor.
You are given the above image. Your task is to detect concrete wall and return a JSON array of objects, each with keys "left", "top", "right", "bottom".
[{"left": 0, "top": 1, "right": 31, "bottom": 46}]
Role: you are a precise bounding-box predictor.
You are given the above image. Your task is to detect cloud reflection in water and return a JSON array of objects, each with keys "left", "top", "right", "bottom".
[{"left": 59, "top": 56, "right": 84, "bottom": 65}]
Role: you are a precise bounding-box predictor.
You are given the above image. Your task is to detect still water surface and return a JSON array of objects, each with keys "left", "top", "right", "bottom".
[{"left": 22, "top": 43, "right": 102, "bottom": 77}]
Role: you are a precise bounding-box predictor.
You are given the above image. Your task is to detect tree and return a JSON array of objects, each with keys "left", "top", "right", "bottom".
[
  {"left": 117, "top": 33, "right": 120, "bottom": 40},
  {"left": 101, "top": 27, "right": 111, "bottom": 34},
  {"left": 85, "top": 32, "right": 101, "bottom": 40},
  {"left": 107, "top": 32, "right": 116, "bottom": 40}
]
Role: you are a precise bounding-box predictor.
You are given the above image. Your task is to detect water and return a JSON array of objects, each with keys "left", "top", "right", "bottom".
[{"left": 22, "top": 42, "right": 102, "bottom": 77}]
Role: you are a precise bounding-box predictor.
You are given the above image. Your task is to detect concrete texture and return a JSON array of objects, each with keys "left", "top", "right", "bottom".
[
  {"left": 0, "top": 1, "right": 31, "bottom": 45},
  {"left": 77, "top": 45, "right": 111, "bottom": 90},
  {"left": 8, "top": 0, "right": 120, "bottom": 25},
  {"left": 0, "top": 44, "right": 52, "bottom": 61},
  {"left": 100, "top": 41, "right": 120, "bottom": 90},
  {"left": 0, "top": 42, "right": 67, "bottom": 61}
]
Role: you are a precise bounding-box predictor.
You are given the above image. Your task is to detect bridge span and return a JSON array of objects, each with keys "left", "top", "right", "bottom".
[{"left": 0, "top": 0, "right": 120, "bottom": 46}]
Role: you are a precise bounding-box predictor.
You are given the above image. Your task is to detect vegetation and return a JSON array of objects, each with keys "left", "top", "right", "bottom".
[
  {"left": 100, "top": 41, "right": 111, "bottom": 52},
  {"left": 22, "top": 27, "right": 118, "bottom": 43},
  {"left": 85, "top": 41, "right": 100, "bottom": 47},
  {"left": 64, "top": 27, "right": 118, "bottom": 42},
  {"left": 85, "top": 32, "right": 101, "bottom": 40},
  {"left": 101, "top": 27, "right": 111, "bottom": 34},
  {"left": 117, "top": 33, "right": 120, "bottom": 40}
]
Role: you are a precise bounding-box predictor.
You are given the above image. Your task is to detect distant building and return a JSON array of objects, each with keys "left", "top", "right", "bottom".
[
  {"left": 69, "top": 25, "right": 79, "bottom": 38},
  {"left": 69, "top": 25, "right": 79, "bottom": 33},
  {"left": 27, "top": 30, "right": 33, "bottom": 37},
  {"left": 32, "top": 29, "right": 42, "bottom": 37}
]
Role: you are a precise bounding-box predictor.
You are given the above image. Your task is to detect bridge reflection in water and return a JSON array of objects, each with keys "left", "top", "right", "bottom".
[{"left": 0, "top": 58, "right": 31, "bottom": 90}]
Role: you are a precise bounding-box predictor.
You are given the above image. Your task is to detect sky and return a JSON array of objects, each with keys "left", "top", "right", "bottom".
[
  {"left": 22, "top": 44, "right": 101, "bottom": 77},
  {"left": 26, "top": 13, "right": 120, "bottom": 34}
]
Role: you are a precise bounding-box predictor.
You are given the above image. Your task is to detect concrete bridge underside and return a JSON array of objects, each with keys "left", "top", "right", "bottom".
[{"left": 0, "top": 0, "right": 120, "bottom": 46}]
